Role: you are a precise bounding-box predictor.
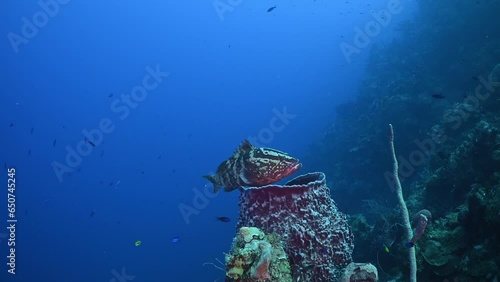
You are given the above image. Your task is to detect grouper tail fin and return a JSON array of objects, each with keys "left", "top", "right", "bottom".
[{"left": 203, "top": 175, "right": 221, "bottom": 193}]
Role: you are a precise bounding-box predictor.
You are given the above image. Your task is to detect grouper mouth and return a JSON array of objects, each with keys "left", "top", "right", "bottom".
[{"left": 285, "top": 162, "right": 302, "bottom": 175}]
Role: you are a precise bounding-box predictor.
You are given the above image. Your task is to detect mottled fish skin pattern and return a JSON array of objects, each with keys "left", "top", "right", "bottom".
[{"left": 204, "top": 140, "right": 301, "bottom": 192}]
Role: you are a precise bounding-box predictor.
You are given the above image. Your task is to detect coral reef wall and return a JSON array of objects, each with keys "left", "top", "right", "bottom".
[{"left": 303, "top": 0, "right": 500, "bottom": 280}]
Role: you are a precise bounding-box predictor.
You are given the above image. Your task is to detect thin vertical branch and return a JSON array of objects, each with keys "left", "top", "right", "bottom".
[{"left": 388, "top": 124, "right": 417, "bottom": 282}]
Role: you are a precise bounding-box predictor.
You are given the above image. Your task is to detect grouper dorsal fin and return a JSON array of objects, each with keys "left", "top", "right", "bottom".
[
  {"left": 230, "top": 140, "right": 254, "bottom": 162},
  {"left": 238, "top": 140, "right": 254, "bottom": 153}
]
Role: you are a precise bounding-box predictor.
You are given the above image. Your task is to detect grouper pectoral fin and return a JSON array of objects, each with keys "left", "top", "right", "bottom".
[{"left": 239, "top": 168, "right": 260, "bottom": 186}]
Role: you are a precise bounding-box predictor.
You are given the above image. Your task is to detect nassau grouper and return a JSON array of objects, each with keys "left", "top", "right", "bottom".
[{"left": 203, "top": 140, "right": 302, "bottom": 193}]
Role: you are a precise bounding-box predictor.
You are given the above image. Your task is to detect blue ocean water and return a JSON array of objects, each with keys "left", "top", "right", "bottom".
[{"left": 1, "top": 1, "right": 417, "bottom": 281}]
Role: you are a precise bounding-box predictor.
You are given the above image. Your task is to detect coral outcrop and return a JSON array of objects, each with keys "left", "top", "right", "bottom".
[
  {"left": 340, "top": 262, "right": 378, "bottom": 282},
  {"left": 225, "top": 227, "right": 292, "bottom": 282}
]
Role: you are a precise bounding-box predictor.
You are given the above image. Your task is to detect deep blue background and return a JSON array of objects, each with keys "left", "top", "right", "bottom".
[{"left": 1, "top": 1, "right": 415, "bottom": 281}]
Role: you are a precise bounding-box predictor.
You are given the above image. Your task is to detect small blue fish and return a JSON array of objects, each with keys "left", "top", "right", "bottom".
[
  {"left": 319, "top": 247, "right": 329, "bottom": 254},
  {"left": 171, "top": 237, "right": 180, "bottom": 243},
  {"left": 216, "top": 216, "right": 231, "bottom": 223},
  {"left": 267, "top": 6, "right": 276, "bottom": 12},
  {"left": 85, "top": 138, "right": 96, "bottom": 147}
]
